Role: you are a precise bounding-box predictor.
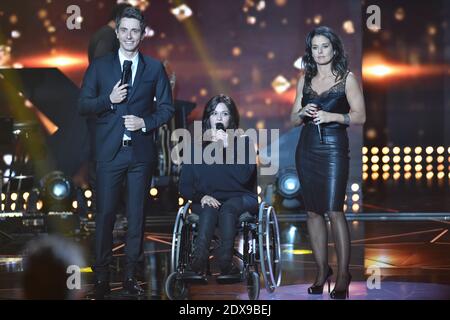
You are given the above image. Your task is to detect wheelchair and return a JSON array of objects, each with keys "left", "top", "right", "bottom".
[{"left": 165, "top": 200, "right": 282, "bottom": 300}]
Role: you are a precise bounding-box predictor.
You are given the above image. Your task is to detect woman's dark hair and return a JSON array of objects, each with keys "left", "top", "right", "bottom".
[
  {"left": 115, "top": 7, "right": 146, "bottom": 34},
  {"left": 201, "top": 94, "right": 240, "bottom": 133},
  {"left": 302, "top": 26, "right": 348, "bottom": 83}
]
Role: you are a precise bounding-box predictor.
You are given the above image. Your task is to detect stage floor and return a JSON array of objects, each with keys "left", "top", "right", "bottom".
[{"left": 1, "top": 217, "right": 450, "bottom": 300}]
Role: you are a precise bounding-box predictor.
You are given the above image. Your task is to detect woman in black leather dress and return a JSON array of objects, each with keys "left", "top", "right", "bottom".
[{"left": 291, "top": 26, "right": 366, "bottom": 299}]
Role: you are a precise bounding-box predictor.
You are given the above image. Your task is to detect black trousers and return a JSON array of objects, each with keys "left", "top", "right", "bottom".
[
  {"left": 191, "top": 195, "right": 257, "bottom": 273},
  {"left": 94, "top": 146, "right": 152, "bottom": 281}
]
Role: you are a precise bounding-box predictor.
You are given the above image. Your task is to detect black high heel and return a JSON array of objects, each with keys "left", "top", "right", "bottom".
[
  {"left": 330, "top": 274, "right": 352, "bottom": 299},
  {"left": 308, "top": 266, "right": 333, "bottom": 294}
]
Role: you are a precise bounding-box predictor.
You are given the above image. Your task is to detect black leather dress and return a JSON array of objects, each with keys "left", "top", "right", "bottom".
[{"left": 295, "top": 72, "right": 350, "bottom": 215}]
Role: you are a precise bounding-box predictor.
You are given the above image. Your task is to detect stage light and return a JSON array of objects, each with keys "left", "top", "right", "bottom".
[
  {"left": 382, "top": 164, "right": 390, "bottom": 172},
  {"left": 11, "top": 193, "right": 18, "bottom": 201},
  {"left": 426, "top": 172, "right": 434, "bottom": 179},
  {"left": 371, "top": 155, "right": 379, "bottom": 163},
  {"left": 426, "top": 156, "right": 433, "bottom": 163},
  {"left": 352, "top": 194, "right": 360, "bottom": 202},
  {"left": 362, "top": 147, "right": 368, "bottom": 155},
  {"left": 178, "top": 197, "right": 184, "bottom": 206},
  {"left": 382, "top": 156, "right": 390, "bottom": 163},
  {"left": 363, "top": 164, "right": 368, "bottom": 172},
  {"left": 437, "top": 172, "right": 445, "bottom": 179},
  {"left": 404, "top": 164, "right": 412, "bottom": 172},
  {"left": 437, "top": 156, "right": 444, "bottom": 163},
  {"left": 84, "top": 190, "right": 92, "bottom": 198},
  {"left": 437, "top": 146, "right": 444, "bottom": 154},
  {"left": 3, "top": 154, "right": 12, "bottom": 166},
  {"left": 415, "top": 172, "right": 422, "bottom": 179},
  {"left": 23, "top": 192, "right": 29, "bottom": 201},
  {"left": 394, "top": 172, "right": 401, "bottom": 180},
  {"left": 271, "top": 75, "right": 291, "bottom": 94},
  {"left": 371, "top": 173, "right": 379, "bottom": 180},
  {"left": 87, "top": 200, "right": 92, "bottom": 207},
  {"left": 426, "top": 165, "right": 433, "bottom": 171},
  {"left": 1, "top": 204, "right": 4, "bottom": 211},
  {"left": 343, "top": 204, "right": 347, "bottom": 212},
  {"left": 1, "top": 193, "right": 5, "bottom": 201},
  {"left": 39, "top": 171, "right": 73, "bottom": 212},
  {"left": 437, "top": 164, "right": 444, "bottom": 171},
  {"left": 257, "top": 186, "right": 262, "bottom": 194},
  {"left": 414, "top": 156, "right": 422, "bottom": 163},
  {"left": 426, "top": 147, "right": 434, "bottom": 154},
  {"left": 415, "top": 164, "right": 422, "bottom": 171},
  {"left": 171, "top": 4, "right": 193, "bottom": 22},
  {"left": 352, "top": 204, "right": 359, "bottom": 212},
  {"left": 258, "top": 196, "right": 262, "bottom": 204},
  {"left": 404, "top": 147, "right": 411, "bottom": 154},
  {"left": 382, "top": 147, "right": 389, "bottom": 154},
  {"left": 371, "top": 164, "right": 379, "bottom": 171},
  {"left": 363, "top": 173, "right": 368, "bottom": 180},
  {"left": 23, "top": 204, "right": 27, "bottom": 210},
  {"left": 393, "top": 156, "right": 401, "bottom": 163},
  {"left": 393, "top": 164, "right": 401, "bottom": 171},
  {"left": 382, "top": 173, "right": 390, "bottom": 180},
  {"left": 404, "top": 156, "right": 411, "bottom": 163},
  {"left": 362, "top": 156, "right": 368, "bottom": 163},
  {"left": 11, "top": 203, "right": 16, "bottom": 211},
  {"left": 351, "top": 183, "right": 359, "bottom": 192},
  {"left": 150, "top": 188, "right": 158, "bottom": 196},
  {"left": 415, "top": 147, "right": 422, "bottom": 154},
  {"left": 87, "top": 213, "right": 93, "bottom": 220},
  {"left": 277, "top": 169, "right": 301, "bottom": 199},
  {"left": 393, "top": 147, "right": 400, "bottom": 154},
  {"left": 448, "top": 147, "right": 450, "bottom": 154},
  {"left": 72, "top": 201, "right": 77, "bottom": 209},
  {"left": 371, "top": 147, "right": 379, "bottom": 154}
]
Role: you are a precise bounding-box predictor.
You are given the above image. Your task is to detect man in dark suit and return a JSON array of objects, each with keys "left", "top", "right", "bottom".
[{"left": 78, "top": 7, "right": 174, "bottom": 298}]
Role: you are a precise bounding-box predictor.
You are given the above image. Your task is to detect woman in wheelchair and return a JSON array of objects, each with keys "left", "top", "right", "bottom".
[{"left": 178, "top": 94, "right": 257, "bottom": 278}]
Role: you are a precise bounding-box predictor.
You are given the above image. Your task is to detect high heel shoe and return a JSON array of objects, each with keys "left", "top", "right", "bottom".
[
  {"left": 307, "top": 266, "right": 333, "bottom": 294},
  {"left": 330, "top": 274, "right": 352, "bottom": 299}
]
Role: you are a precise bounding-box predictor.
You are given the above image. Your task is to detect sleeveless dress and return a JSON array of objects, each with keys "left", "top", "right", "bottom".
[{"left": 295, "top": 72, "right": 351, "bottom": 215}]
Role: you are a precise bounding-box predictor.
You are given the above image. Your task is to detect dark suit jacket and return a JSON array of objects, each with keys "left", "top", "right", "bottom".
[{"left": 78, "top": 52, "right": 174, "bottom": 163}]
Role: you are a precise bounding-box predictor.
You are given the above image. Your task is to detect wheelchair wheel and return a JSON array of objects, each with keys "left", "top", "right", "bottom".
[
  {"left": 247, "top": 271, "right": 260, "bottom": 300},
  {"left": 171, "top": 203, "right": 190, "bottom": 273},
  {"left": 258, "top": 203, "right": 282, "bottom": 293},
  {"left": 165, "top": 272, "right": 189, "bottom": 300}
]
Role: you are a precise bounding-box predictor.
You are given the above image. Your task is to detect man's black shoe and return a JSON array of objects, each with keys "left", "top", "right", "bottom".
[{"left": 123, "top": 278, "right": 145, "bottom": 296}]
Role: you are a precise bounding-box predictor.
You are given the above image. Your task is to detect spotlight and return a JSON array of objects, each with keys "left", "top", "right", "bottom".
[
  {"left": 39, "top": 171, "right": 73, "bottom": 212},
  {"left": 267, "top": 167, "right": 303, "bottom": 211},
  {"left": 276, "top": 168, "right": 301, "bottom": 199}
]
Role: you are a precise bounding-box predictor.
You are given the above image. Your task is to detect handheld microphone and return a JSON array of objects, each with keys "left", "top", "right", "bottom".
[
  {"left": 310, "top": 101, "right": 323, "bottom": 144},
  {"left": 215, "top": 123, "right": 225, "bottom": 131}
]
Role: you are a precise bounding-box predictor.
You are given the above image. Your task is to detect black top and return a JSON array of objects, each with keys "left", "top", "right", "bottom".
[
  {"left": 301, "top": 71, "right": 351, "bottom": 129},
  {"left": 88, "top": 25, "right": 119, "bottom": 63},
  {"left": 178, "top": 135, "right": 257, "bottom": 203}
]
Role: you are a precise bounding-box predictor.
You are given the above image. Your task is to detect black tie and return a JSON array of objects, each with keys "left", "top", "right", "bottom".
[
  {"left": 122, "top": 60, "right": 133, "bottom": 102},
  {"left": 123, "top": 60, "right": 132, "bottom": 139}
]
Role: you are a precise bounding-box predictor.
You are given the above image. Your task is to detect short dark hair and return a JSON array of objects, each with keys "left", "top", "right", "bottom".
[
  {"left": 202, "top": 94, "right": 240, "bottom": 133},
  {"left": 115, "top": 6, "right": 146, "bottom": 34},
  {"left": 110, "top": 3, "right": 132, "bottom": 21}
]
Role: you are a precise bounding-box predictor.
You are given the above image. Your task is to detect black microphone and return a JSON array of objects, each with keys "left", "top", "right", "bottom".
[
  {"left": 215, "top": 123, "right": 225, "bottom": 131},
  {"left": 310, "top": 100, "right": 323, "bottom": 144}
]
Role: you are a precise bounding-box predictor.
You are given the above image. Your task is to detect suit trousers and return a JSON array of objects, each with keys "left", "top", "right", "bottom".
[{"left": 94, "top": 145, "right": 152, "bottom": 281}]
